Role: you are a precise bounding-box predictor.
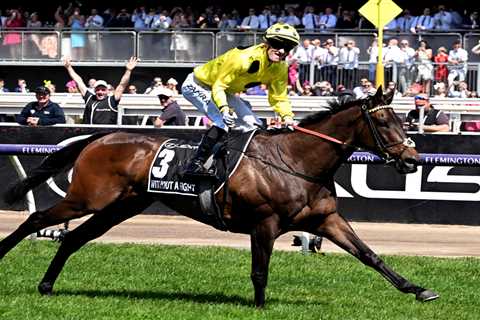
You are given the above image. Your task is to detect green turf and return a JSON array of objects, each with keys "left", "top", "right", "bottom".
[{"left": 0, "top": 240, "right": 478, "bottom": 320}]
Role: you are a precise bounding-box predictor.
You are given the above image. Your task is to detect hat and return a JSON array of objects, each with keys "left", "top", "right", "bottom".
[
  {"left": 166, "top": 78, "right": 178, "bottom": 85},
  {"left": 35, "top": 86, "right": 50, "bottom": 95},
  {"left": 66, "top": 80, "right": 77, "bottom": 89},
  {"left": 93, "top": 80, "right": 108, "bottom": 89},
  {"left": 154, "top": 87, "right": 174, "bottom": 98}
]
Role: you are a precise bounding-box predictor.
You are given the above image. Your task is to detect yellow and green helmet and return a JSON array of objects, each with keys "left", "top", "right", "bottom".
[{"left": 264, "top": 23, "right": 300, "bottom": 51}]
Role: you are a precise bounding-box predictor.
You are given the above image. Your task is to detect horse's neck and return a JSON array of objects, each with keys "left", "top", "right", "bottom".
[{"left": 281, "top": 108, "right": 363, "bottom": 177}]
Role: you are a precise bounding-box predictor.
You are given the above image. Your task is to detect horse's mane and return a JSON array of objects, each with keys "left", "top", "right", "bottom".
[{"left": 298, "top": 97, "right": 364, "bottom": 127}]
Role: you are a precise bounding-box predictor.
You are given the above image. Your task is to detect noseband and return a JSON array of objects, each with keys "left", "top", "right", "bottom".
[{"left": 361, "top": 104, "right": 415, "bottom": 161}]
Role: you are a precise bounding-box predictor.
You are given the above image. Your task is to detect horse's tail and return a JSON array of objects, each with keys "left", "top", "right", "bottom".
[{"left": 4, "top": 132, "right": 111, "bottom": 205}]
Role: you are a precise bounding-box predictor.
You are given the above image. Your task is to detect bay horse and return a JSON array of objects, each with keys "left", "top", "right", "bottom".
[{"left": 0, "top": 88, "right": 439, "bottom": 307}]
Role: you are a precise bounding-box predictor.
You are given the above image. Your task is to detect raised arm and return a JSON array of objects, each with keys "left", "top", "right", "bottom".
[
  {"left": 114, "top": 57, "right": 138, "bottom": 101},
  {"left": 63, "top": 57, "right": 88, "bottom": 95}
]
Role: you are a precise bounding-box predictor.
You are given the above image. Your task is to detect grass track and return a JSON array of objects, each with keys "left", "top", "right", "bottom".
[{"left": 0, "top": 240, "right": 479, "bottom": 319}]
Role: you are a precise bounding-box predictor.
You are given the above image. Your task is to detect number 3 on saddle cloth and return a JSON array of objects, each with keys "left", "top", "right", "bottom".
[{"left": 147, "top": 130, "right": 257, "bottom": 230}]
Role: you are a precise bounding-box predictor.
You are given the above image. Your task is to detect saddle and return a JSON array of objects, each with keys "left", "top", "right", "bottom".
[{"left": 148, "top": 130, "right": 256, "bottom": 231}]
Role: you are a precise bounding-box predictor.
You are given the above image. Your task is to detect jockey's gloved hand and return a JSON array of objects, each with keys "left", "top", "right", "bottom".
[
  {"left": 220, "top": 106, "right": 237, "bottom": 127},
  {"left": 282, "top": 116, "right": 295, "bottom": 131}
]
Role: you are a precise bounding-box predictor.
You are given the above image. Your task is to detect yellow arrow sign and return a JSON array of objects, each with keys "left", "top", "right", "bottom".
[{"left": 359, "top": 0, "right": 402, "bottom": 28}]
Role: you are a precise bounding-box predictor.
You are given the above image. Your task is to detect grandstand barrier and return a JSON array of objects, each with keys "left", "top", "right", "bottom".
[
  {"left": 1, "top": 124, "right": 480, "bottom": 225},
  {"left": 0, "top": 30, "right": 478, "bottom": 65},
  {"left": 1, "top": 93, "right": 480, "bottom": 125}
]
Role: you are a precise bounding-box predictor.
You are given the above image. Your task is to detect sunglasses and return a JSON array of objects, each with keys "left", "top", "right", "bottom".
[{"left": 268, "top": 38, "right": 296, "bottom": 52}]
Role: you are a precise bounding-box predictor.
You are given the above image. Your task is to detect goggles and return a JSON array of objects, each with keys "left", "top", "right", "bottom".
[{"left": 267, "top": 38, "right": 297, "bottom": 53}]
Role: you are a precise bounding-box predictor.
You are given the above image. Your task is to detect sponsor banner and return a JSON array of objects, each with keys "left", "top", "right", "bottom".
[{"left": 1, "top": 126, "right": 480, "bottom": 225}]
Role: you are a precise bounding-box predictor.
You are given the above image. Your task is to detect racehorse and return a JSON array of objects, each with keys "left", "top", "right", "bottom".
[{"left": 0, "top": 88, "right": 439, "bottom": 307}]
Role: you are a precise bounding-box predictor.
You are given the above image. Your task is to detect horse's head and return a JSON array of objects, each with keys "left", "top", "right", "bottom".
[{"left": 359, "top": 87, "right": 419, "bottom": 174}]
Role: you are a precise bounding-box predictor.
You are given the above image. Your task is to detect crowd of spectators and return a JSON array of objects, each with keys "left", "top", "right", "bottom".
[
  {"left": 0, "top": 4, "right": 479, "bottom": 32},
  {"left": 285, "top": 36, "right": 479, "bottom": 99}
]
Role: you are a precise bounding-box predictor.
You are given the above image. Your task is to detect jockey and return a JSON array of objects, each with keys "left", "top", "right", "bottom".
[{"left": 181, "top": 22, "right": 300, "bottom": 176}]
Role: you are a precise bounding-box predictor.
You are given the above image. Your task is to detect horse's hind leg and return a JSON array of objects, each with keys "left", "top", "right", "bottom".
[
  {"left": 0, "top": 197, "right": 89, "bottom": 259},
  {"left": 38, "top": 195, "right": 152, "bottom": 295},
  {"left": 312, "top": 212, "right": 439, "bottom": 302}
]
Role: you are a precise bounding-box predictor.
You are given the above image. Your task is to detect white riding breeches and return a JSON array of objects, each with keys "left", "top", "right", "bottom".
[{"left": 181, "top": 73, "right": 262, "bottom": 132}]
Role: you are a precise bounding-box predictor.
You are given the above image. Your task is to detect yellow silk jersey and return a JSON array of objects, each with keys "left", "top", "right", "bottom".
[{"left": 193, "top": 44, "right": 294, "bottom": 118}]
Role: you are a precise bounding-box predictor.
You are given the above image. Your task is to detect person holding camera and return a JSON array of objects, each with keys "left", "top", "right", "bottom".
[
  {"left": 3, "top": 9, "right": 25, "bottom": 59},
  {"left": 16, "top": 86, "right": 66, "bottom": 126},
  {"left": 405, "top": 94, "right": 449, "bottom": 132}
]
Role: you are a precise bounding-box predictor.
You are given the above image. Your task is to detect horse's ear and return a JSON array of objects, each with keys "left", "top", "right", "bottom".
[
  {"left": 371, "top": 85, "right": 383, "bottom": 105},
  {"left": 383, "top": 87, "right": 395, "bottom": 105}
]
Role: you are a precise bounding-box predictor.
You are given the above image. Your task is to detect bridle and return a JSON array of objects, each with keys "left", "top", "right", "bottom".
[
  {"left": 360, "top": 103, "right": 416, "bottom": 162},
  {"left": 293, "top": 103, "right": 416, "bottom": 163}
]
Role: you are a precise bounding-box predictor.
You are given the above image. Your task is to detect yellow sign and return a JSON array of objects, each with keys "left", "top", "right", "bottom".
[{"left": 359, "top": 0, "right": 402, "bottom": 28}]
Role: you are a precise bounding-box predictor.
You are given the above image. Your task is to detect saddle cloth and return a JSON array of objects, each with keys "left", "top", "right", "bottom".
[{"left": 148, "top": 130, "right": 257, "bottom": 196}]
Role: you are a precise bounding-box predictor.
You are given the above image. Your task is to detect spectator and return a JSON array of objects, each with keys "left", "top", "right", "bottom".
[
  {"left": 53, "top": 5, "right": 66, "bottom": 29},
  {"left": 171, "top": 7, "right": 191, "bottom": 30},
  {"left": 471, "top": 40, "right": 480, "bottom": 55},
  {"left": 405, "top": 94, "right": 449, "bottom": 132},
  {"left": 64, "top": 56, "right": 138, "bottom": 124},
  {"left": 448, "top": 81, "right": 471, "bottom": 98},
  {"left": 240, "top": 8, "right": 259, "bottom": 30},
  {"left": 414, "top": 40, "right": 433, "bottom": 96},
  {"left": 318, "top": 7, "right": 337, "bottom": 30},
  {"left": 26, "top": 12, "right": 42, "bottom": 29},
  {"left": 433, "top": 82, "right": 448, "bottom": 98},
  {"left": 462, "top": 11, "right": 479, "bottom": 29},
  {"left": 14, "top": 78, "right": 29, "bottom": 93},
  {"left": 396, "top": 9, "right": 416, "bottom": 32},
  {"left": 131, "top": 6, "right": 147, "bottom": 30},
  {"left": 145, "top": 77, "right": 164, "bottom": 95},
  {"left": 87, "top": 78, "right": 96, "bottom": 91},
  {"left": 68, "top": 7, "right": 86, "bottom": 60},
  {"left": 43, "top": 80, "right": 56, "bottom": 93},
  {"left": 338, "top": 40, "right": 360, "bottom": 89},
  {"left": 292, "top": 39, "right": 314, "bottom": 86},
  {"left": 433, "top": 5, "right": 453, "bottom": 31},
  {"left": 447, "top": 40, "right": 468, "bottom": 88},
  {"left": 353, "top": 78, "right": 372, "bottom": 99},
  {"left": 302, "top": 6, "right": 318, "bottom": 32},
  {"left": 320, "top": 39, "right": 339, "bottom": 87},
  {"left": 3, "top": 9, "right": 24, "bottom": 59},
  {"left": 367, "top": 37, "right": 383, "bottom": 82},
  {"left": 0, "top": 79, "right": 10, "bottom": 92},
  {"left": 398, "top": 39, "right": 416, "bottom": 94},
  {"left": 218, "top": 13, "right": 238, "bottom": 31},
  {"left": 115, "top": 8, "right": 133, "bottom": 28},
  {"left": 385, "top": 81, "right": 403, "bottom": 98},
  {"left": 258, "top": 6, "right": 277, "bottom": 30},
  {"left": 85, "top": 8, "right": 104, "bottom": 29},
  {"left": 383, "top": 38, "right": 403, "bottom": 84},
  {"left": 411, "top": 8, "right": 434, "bottom": 33},
  {"left": 122, "top": 84, "right": 139, "bottom": 125},
  {"left": 166, "top": 78, "right": 179, "bottom": 95},
  {"left": 283, "top": 7, "right": 301, "bottom": 27},
  {"left": 16, "top": 86, "right": 65, "bottom": 126},
  {"left": 153, "top": 87, "right": 186, "bottom": 127},
  {"left": 434, "top": 46, "right": 449, "bottom": 84},
  {"left": 299, "top": 83, "right": 314, "bottom": 96},
  {"left": 312, "top": 81, "right": 334, "bottom": 96},
  {"left": 335, "top": 10, "right": 356, "bottom": 29},
  {"left": 66, "top": 80, "right": 79, "bottom": 93}
]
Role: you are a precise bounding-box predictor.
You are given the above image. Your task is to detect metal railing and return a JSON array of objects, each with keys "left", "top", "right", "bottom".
[
  {"left": 0, "top": 30, "right": 477, "bottom": 65},
  {"left": 0, "top": 92, "right": 479, "bottom": 126}
]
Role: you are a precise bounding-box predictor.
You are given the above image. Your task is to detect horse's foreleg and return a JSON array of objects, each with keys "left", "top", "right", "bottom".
[
  {"left": 0, "top": 198, "right": 87, "bottom": 259},
  {"left": 250, "top": 218, "right": 278, "bottom": 308},
  {"left": 314, "top": 212, "right": 439, "bottom": 302},
  {"left": 38, "top": 195, "right": 151, "bottom": 295}
]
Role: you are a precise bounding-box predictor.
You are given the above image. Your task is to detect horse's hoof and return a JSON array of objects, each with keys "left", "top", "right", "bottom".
[
  {"left": 416, "top": 289, "right": 439, "bottom": 302},
  {"left": 38, "top": 282, "right": 53, "bottom": 296}
]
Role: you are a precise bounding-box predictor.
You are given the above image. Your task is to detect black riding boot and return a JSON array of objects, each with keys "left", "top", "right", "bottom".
[{"left": 183, "top": 126, "right": 225, "bottom": 176}]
